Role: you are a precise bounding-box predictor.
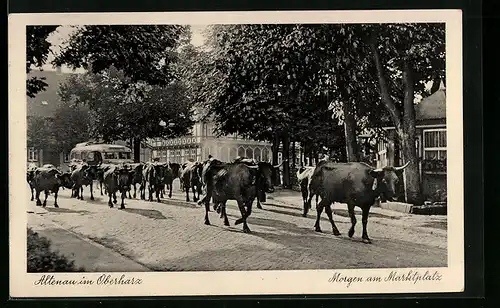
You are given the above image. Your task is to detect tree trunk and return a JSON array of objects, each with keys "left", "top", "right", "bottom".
[
  {"left": 281, "top": 131, "right": 291, "bottom": 188},
  {"left": 369, "top": 38, "right": 422, "bottom": 205},
  {"left": 401, "top": 60, "right": 422, "bottom": 205},
  {"left": 133, "top": 138, "right": 141, "bottom": 163},
  {"left": 291, "top": 140, "right": 297, "bottom": 187},
  {"left": 342, "top": 100, "right": 360, "bottom": 162},
  {"left": 272, "top": 132, "right": 281, "bottom": 186},
  {"left": 308, "top": 149, "right": 313, "bottom": 166}
]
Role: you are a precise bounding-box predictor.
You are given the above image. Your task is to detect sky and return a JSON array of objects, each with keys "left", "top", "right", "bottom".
[{"left": 42, "top": 25, "right": 207, "bottom": 72}]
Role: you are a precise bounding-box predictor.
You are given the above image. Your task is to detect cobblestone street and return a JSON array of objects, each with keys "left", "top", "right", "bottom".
[{"left": 27, "top": 183, "right": 447, "bottom": 272}]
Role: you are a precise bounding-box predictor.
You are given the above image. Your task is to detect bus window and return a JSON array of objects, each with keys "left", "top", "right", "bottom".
[
  {"left": 104, "top": 152, "right": 116, "bottom": 159},
  {"left": 119, "top": 152, "right": 131, "bottom": 159},
  {"left": 87, "top": 152, "right": 95, "bottom": 161}
]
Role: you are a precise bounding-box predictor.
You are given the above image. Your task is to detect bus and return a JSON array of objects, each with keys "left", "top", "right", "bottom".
[{"left": 68, "top": 143, "right": 134, "bottom": 167}]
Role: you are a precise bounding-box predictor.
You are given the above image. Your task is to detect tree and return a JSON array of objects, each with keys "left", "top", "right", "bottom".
[
  {"left": 27, "top": 116, "right": 54, "bottom": 150},
  {"left": 58, "top": 67, "right": 195, "bottom": 162},
  {"left": 51, "top": 102, "right": 92, "bottom": 154},
  {"left": 52, "top": 25, "right": 190, "bottom": 87},
  {"left": 363, "top": 23, "right": 446, "bottom": 204},
  {"left": 26, "top": 26, "right": 59, "bottom": 98}
]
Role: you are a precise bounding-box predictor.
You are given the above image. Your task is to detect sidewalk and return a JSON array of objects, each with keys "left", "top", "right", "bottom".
[
  {"left": 28, "top": 212, "right": 151, "bottom": 272},
  {"left": 265, "top": 189, "right": 447, "bottom": 235}
]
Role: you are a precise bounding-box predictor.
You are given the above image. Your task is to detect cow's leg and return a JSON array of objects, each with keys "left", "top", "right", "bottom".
[
  {"left": 185, "top": 183, "right": 190, "bottom": 202},
  {"left": 100, "top": 181, "right": 103, "bottom": 195},
  {"left": 156, "top": 187, "right": 161, "bottom": 203},
  {"left": 234, "top": 198, "right": 250, "bottom": 233},
  {"left": 30, "top": 186, "right": 34, "bottom": 201},
  {"left": 324, "top": 203, "right": 341, "bottom": 236},
  {"left": 314, "top": 199, "right": 327, "bottom": 232},
  {"left": 168, "top": 181, "right": 173, "bottom": 198},
  {"left": 132, "top": 184, "right": 136, "bottom": 199},
  {"left": 35, "top": 189, "right": 42, "bottom": 206},
  {"left": 53, "top": 188, "right": 59, "bottom": 208},
  {"left": 113, "top": 192, "right": 117, "bottom": 204},
  {"left": 43, "top": 190, "right": 49, "bottom": 207},
  {"left": 80, "top": 186, "right": 84, "bottom": 200},
  {"left": 108, "top": 191, "right": 113, "bottom": 207},
  {"left": 89, "top": 182, "right": 95, "bottom": 201},
  {"left": 120, "top": 190, "right": 126, "bottom": 209},
  {"left": 361, "top": 206, "right": 372, "bottom": 244},
  {"left": 221, "top": 202, "right": 230, "bottom": 226},
  {"left": 191, "top": 184, "right": 198, "bottom": 202},
  {"left": 148, "top": 184, "right": 153, "bottom": 202},
  {"left": 347, "top": 203, "right": 357, "bottom": 238},
  {"left": 203, "top": 191, "right": 212, "bottom": 225}
]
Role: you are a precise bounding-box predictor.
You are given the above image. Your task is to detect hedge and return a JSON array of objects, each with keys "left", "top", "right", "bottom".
[{"left": 27, "top": 228, "right": 85, "bottom": 272}]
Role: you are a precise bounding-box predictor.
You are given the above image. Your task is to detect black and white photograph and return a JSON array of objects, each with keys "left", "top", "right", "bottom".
[{"left": 9, "top": 10, "right": 464, "bottom": 297}]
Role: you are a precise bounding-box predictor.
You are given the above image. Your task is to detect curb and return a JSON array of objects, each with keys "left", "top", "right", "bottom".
[{"left": 378, "top": 202, "right": 413, "bottom": 214}]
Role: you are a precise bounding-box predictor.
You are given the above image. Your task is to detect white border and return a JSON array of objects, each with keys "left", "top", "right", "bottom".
[{"left": 9, "top": 10, "right": 464, "bottom": 297}]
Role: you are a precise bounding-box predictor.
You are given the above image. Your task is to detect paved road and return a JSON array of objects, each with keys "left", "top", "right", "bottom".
[{"left": 27, "top": 183, "right": 447, "bottom": 272}]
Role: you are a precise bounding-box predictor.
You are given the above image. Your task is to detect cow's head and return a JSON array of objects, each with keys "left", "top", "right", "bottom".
[
  {"left": 115, "top": 166, "right": 132, "bottom": 191},
  {"left": 247, "top": 161, "right": 284, "bottom": 193},
  {"left": 369, "top": 162, "right": 410, "bottom": 201},
  {"left": 168, "top": 163, "right": 181, "bottom": 178},
  {"left": 57, "top": 172, "right": 74, "bottom": 189},
  {"left": 83, "top": 165, "right": 98, "bottom": 180}
]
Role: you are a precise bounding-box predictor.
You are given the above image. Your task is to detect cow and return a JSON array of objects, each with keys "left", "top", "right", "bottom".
[
  {"left": 126, "top": 163, "right": 144, "bottom": 199},
  {"left": 32, "top": 166, "right": 73, "bottom": 207},
  {"left": 200, "top": 160, "right": 275, "bottom": 233},
  {"left": 306, "top": 161, "right": 410, "bottom": 244},
  {"left": 27, "top": 165, "right": 38, "bottom": 201},
  {"left": 180, "top": 161, "right": 203, "bottom": 202},
  {"left": 230, "top": 157, "right": 284, "bottom": 209},
  {"left": 160, "top": 162, "right": 181, "bottom": 199},
  {"left": 141, "top": 162, "right": 165, "bottom": 202},
  {"left": 297, "top": 165, "right": 319, "bottom": 217},
  {"left": 70, "top": 163, "right": 99, "bottom": 200},
  {"left": 103, "top": 164, "right": 132, "bottom": 209},
  {"left": 97, "top": 164, "right": 114, "bottom": 195}
]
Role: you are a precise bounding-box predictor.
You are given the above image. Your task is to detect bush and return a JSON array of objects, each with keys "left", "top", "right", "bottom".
[{"left": 27, "top": 228, "right": 85, "bottom": 272}]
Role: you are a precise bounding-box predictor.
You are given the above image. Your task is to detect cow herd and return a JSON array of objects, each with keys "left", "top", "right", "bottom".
[{"left": 27, "top": 158, "right": 410, "bottom": 243}]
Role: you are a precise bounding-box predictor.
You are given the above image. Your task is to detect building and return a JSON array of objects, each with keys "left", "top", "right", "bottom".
[
  {"left": 371, "top": 83, "right": 447, "bottom": 202},
  {"left": 148, "top": 121, "right": 274, "bottom": 164},
  {"left": 27, "top": 68, "right": 75, "bottom": 169}
]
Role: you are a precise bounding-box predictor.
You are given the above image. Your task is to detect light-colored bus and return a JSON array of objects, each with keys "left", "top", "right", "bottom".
[{"left": 68, "top": 143, "right": 134, "bottom": 166}]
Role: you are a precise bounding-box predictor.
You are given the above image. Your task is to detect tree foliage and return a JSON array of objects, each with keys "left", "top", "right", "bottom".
[
  {"left": 52, "top": 25, "right": 190, "bottom": 87},
  {"left": 26, "top": 26, "right": 59, "bottom": 98},
  {"left": 51, "top": 102, "right": 92, "bottom": 153},
  {"left": 58, "top": 67, "right": 195, "bottom": 144},
  {"left": 27, "top": 116, "right": 54, "bottom": 150}
]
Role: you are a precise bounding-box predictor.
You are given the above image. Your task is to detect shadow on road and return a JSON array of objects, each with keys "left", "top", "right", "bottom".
[
  {"left": 121, "top": 208, "right": 170, "bottom": 220},
  {"left": 260, "top": 202, "right": 301, "bottom": 211}
]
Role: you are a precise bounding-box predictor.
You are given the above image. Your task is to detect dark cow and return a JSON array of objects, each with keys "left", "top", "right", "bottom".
[
  {"left": 127, "top": 163, "right": 144, "bottom": 199},
  {"left": 32, "top": 167, "right": 73, "bottom": 207},
  {"left": 27, "top": 165, "right": 38, "bottom": 201},
  {"left": 97, "top": 164, "right": 114, "bottom": 195},
  {"left": 160, "top": 162, "right": 181, "bottom": 199},
  {"left": 296, "top": 166, "right": 319, "bottom": 216},
  {"left": 70, "top": 163, "right": 99, "bottom": 200},
  {"left": 307, "top": 161, "right": 410, "bottom": 243},
  {"left": 103, "top": 164, "right": 132, "bottom": 209},
  {"left": 141, "top": 162, "right": 165, "bottom": 202},
  {"left": 233, "top": 157, "right": 284, "bottom": 209},
  {"left": 180, "top": 161, "right": 203, "bottom": 202},
  {"left": 200, "top": 160, "right": 275, "bottom": 233}
]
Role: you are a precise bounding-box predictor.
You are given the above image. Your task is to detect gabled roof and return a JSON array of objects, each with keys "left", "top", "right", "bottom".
[
  {"left": 26, "top": 69, "right": 77, "bottom": 118},
  {"left": 415, "top": 88, "right": 446, "bottom": 121}
]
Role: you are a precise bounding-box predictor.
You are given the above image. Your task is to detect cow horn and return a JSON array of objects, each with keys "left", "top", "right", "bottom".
[
  {"left": 273, "top": 160, "right": 286, "bottom": 169},
  {"left": 372, "top": 167, "right": 384, "bottom": 173},
  {"left": 247, "top": 165, "right": 259, "bottom": 169},
  {"left": 394, "top": 161, "right": 410, "bottom": 171}
]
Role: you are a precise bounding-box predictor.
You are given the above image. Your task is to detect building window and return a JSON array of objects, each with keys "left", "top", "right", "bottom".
[
  {"left": 423, "top": 129, "right": 447, "bottom": 160},
  {"left": 28, "top": 148, "right": 38, "bottom": 161},
  {"left": 376, "top": 139, "right": 388, "bottom": 168}
]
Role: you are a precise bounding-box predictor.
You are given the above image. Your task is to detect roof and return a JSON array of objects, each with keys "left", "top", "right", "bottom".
[
  {"left": 415, "top": 88, "right": 446, "bottom": 121},
  {"left": 27, "top": 69, "right": 77, "bottom": 118},
  {"left": 71, "top": 143, "right": 132, "bottom": 152}
]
